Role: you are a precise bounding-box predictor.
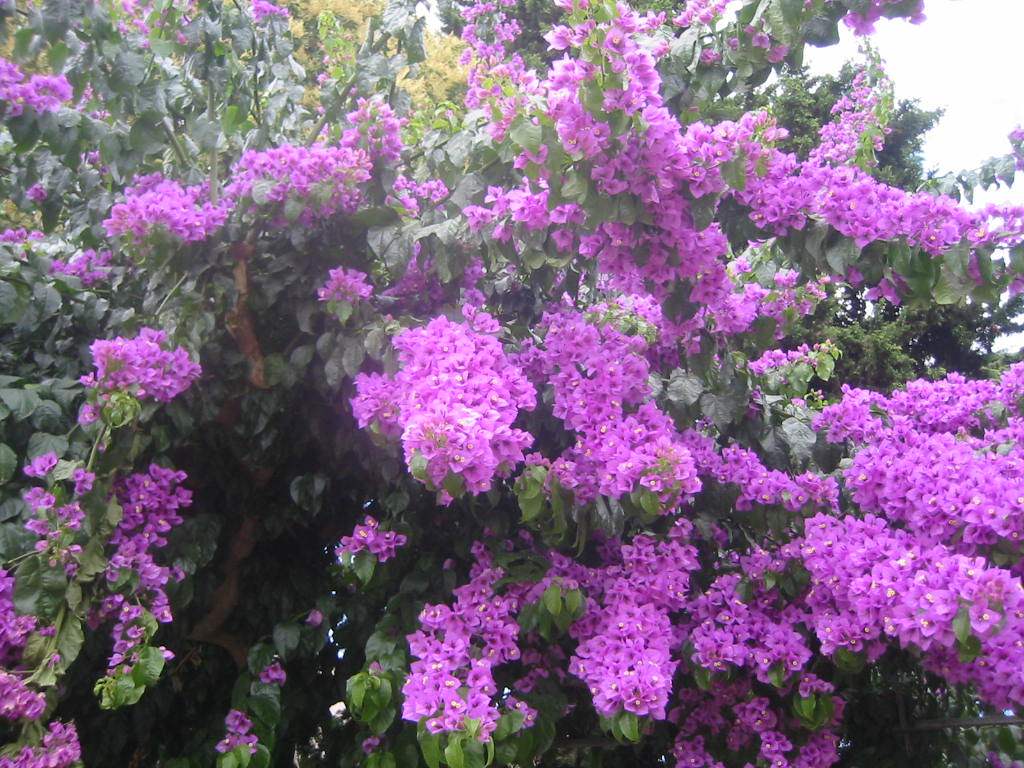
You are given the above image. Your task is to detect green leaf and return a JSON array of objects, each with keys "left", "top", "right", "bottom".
[
  {"left": 617, "top": 711, "right": 640, "bottom": 742},
  {"left": 541, "top": 583, "right": 562, "bottom": 616},
  {"left": 833, "top": 648, "right": 865, "bottom": 673},
  {"left": 957, "top": 634, "right": 982, "bottom": 663},
  {"left": 131, "top": 645, "right": 166, "bottom": 687},
  {"left": 720, "top": 154, "right": 747, "bottom": 191},
  {"left": 825, "top": 237, "right": 860, "bottom": 274},
  {"left": 353, "top": 551, "right": 377, "bottom": 585},
  {"left": 0, "top": 388, "right": 41, "bottom": 420},
  {"left": 418, "top": 729, "right": 442, "bottom": 768},
  {"left": 347, "top": 673, "right": 369, "bottom": 711},
  {"left": 781, "top": 417, "right": 816, "bottom": 463},
  {"left": 27, "top": 432, "right": 68, "bottom": 459},
  {"left": 250, "top": 745, "right": 271, "bottom": 768},
  {"left": 953, "top": 605, "right": 971, "bottom": 645},
  {"left": 444, "top": 739, "right": 465, "bottom": 768},
  {"left": 0, "top": 444, "right": 16, "bottom": 484},
  {"left": 509, "top": 120, "right": 542, "bottom": 155},
  {"left": 273, "top": 623, "right": 301, "bottom": 660},
  {"left": 666, "top": 370, "right": 703, "bottom": 407}
]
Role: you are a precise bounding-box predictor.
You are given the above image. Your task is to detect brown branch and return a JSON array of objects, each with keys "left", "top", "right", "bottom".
[
  {"left": 188, "top": 515, "right": 259, "bottom": 668},
  {"left": 897, "top": 715, "right": 1024, "bottom": 733},
  {"left": 225, "top": 242, "right": 268, "bottom": 389}
]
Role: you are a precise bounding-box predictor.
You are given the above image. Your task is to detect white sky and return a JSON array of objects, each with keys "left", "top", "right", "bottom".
[
  {"left": 805, "top": 0, "right": 1024, "bottom": 353},
  {"left": 804, "top": 0, "right": 1024, "bottom": 208}
]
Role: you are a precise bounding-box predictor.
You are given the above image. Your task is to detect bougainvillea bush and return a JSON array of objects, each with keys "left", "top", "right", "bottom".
[{"left": 2, "top": 0, "right": 1024, "bottom": 766}]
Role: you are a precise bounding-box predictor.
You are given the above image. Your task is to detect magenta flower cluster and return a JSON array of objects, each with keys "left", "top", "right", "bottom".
[
  {"left": 517, "top": 302, "right": 701, "bottom": 510},
  {"left": 809, "top": 68, "right": 890, "bottom": 168},
  {"left": 336, "top": 515, "right": 407, "bottom": 563},
  {"left": 672, "top": 682, "right": 841, "bottom": 768},
  {"left": 259, "top": 661, "right": 287, "bottom": 685},
  {"left": 748, "top": 344, "right": 816, "bottom": 376},
  {"left": 251, "top": 0, "right": 288, "bottom": 22},
  {"left": 402, "top": 542, "right": 531, "bottom": 739},
  {"left": 0, "top": 721, "right": 81, "bottom": 768},
  {"left": 351, "top": 307, "right": 536, "bottom": 503},
  {"left": 796, "top": 514, "right": 1024, "bottom": 709},
  {"left": 216, "top": 709, "right": 258, "bottom": 755},
  {"left": 225, "top": 144, "right": 371, "bottom": 223},
  {"left": 103, "top": 173, "right": 230, "bottom": 246},
  {"left": 0, "top": 57, "right": 72, "bottom": 117},
  {"left": 50, "top": 249, "right": 113, "bottom": 286},
  {"left": 98, "top": 465, "right": 191, "bottom": 675},
  {"left": 317, "top": 267, "right": 373, "bottom": 304},
  {"left": 568, "top": 526, "right": 699, "bottom": 720},
  {"left": 0, "top": 569, "right": 36, "bottom": 665},
  {"left": 341, "top": 97, "right": 404, "bottom": 164},
  {"left": 81, "top": 327, "right": 201, "bottom": 404},
  {"left": 836, "top": 0, "right": 925, "bottom": 34},
  {"left": 389, "top": 175, "right": 449, "bottom": 217}
]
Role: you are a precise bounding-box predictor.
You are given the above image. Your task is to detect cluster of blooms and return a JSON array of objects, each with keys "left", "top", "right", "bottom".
[
  {"left": 809, "top": 68, "right": 891, "bottom": 168},
  {"left": 680, "top": 429, "right": 838, "bottom": 512},
  {"left": 2, "top": 562, "right": 80, "bottom": 765},
  {"left": 843, "top": 426, "right": 1024, "bottom": 552},
  {"left": 103, "top": 173, "right": 230, "bottom": 246},
  {"left": 672, "top": 0, "right": 730, "bottom": 28},
  {"left": 568, "top": 523, "right": 699, "bottom": 719},
  {"left": 517, "top": 302, "right": 701, "bottom": 509},
  {"left": 106, "top": 465, "right": 191, "bottom": 619},
  {"left": 317, "top": 267, "right": 373, "bottom": 304},
  {"left": 461, "top": 0, "right": 538, "bottom": 142},
  {"left": 686, "top": 572, "right": 812, "bottom": 686},
  {"left": 0, "top": 721, "right": 82, "bottom": 768},
  {"left": 251, "top": 0, "right": 288, "bottom": 22},
  {"left": 813, "top": 365, "right": 1024, "bottom": 553},
  {"left": 0, "top": 669, "right": 46, "bottom": 721},
  {"left": 377, "top": 243, "right": 447, "bottom": 311},
  {"left": 987, "top": 754, "right": 1024, "bottom": 768},
  {"left": 389, "top": 175, "right": 449, "bottom": 217},
  {"left": 463, "top": 9, "right": 829, "bottom": 352},
  {"left": 671, "top": 681, "right": 842, "bottom": 768},
  {"left": 402, "top": 542, "right": 528, "bottom": 738},
  {"left": 216, "top": 709, "right": 258, "bottom": 755},
  {"left": 748, "top": 345, "right": 817, "bottom": 375},
  {"left": 80, "top": 327, "right": 201, "bottom": 405},
  {"left": 26, "top": 183, "right": 47, "bottom": 204},
  {"left": 465, "top": 0, "right": 1024, "bottom": 327},
  {"left": 0, "top": 57, "right": 72, "bottom": 117},
  {"left": 1, "top": 569, "right": 36, "bottom": 664},
  {"left": 92, "top": 465, "right": 191, "bottom": 679},
  {"left": 259, "top": 661, "right": 287, "bottom": 685},
  {"left": 19, "top": 454, "right": 92, "bottom": 577},
  {"left": 225, "top": 144, "right": 371, "bottom": 225},
  {"left": 0, "top": 228, "right": 43, "bottom": 244},
  {"left": 340, "top": 97, "right": 404, "bottom": 164},
  {"left": 795, "top": 514, "right": 1024, "bottom": 708},
  {"left": 335, "top": 515, "right": 407, "bottom": 563},
  {"left": 50, "top": 248, "right": 113, "bottom": 286},
  {"left": 24, "top": 496, "right": 85, "bottom": 574},
  {"left": 834, "top": 0, "right": 925, "bottom": 34},
  {"left": 351, "top": 307, "right": 536, "bottom": 503}
]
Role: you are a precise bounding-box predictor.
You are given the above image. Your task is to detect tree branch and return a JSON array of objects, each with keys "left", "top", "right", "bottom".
[
  {"left": 188, "top": 515, "right": 259, "bottom": 668},
  {"left": 225, "top": 242, "right": 268, "bottom": 389}
]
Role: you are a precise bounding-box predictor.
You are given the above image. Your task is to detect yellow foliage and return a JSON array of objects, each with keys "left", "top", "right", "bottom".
[
  {"left": 293, "top": 0, "right": 382, "bottom": 30},
  {"left": 400, "top": 31, "right": 468, "bottom": 109}
]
